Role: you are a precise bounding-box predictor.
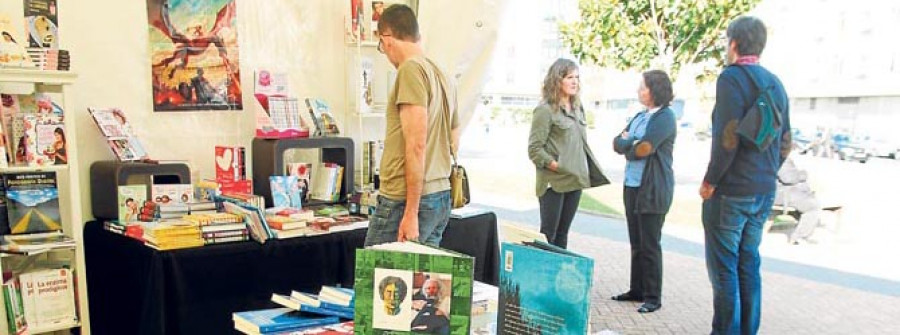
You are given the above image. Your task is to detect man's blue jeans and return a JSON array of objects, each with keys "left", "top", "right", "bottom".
[
  {"left": 702, "top": 191, "right": 775, "bottom": 335},
  {"left": 364, "top": 190, "right": 451, "bottom": 247}
]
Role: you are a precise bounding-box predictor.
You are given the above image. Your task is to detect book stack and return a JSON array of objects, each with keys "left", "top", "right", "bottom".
[
  {"left": 25, "top": 48, "right": 70, "bottom": 71},
  {"left": 232, "top": 308, "right": 340, "bottom": 335},
  {"left": 265, "top": 208, "right": 316, "bottom": 239},
  {"left": 182, "top": 213, "right": 249, "bottom": 245},
  {"left": 0, "top": 231, "right": 74, "bottom": 255},
  {"left": 221, "top": 201, "right": 273, "bottom": 244},
  {"left": 270, "top": 285, "right": 356, "bottom": 320},
  {"left": 141, "top": 220, "right": 204, "bottom": 250}
]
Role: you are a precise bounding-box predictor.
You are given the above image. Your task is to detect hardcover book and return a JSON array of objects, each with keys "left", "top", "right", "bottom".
[
  {"left": 498, "top": 241, "right": 594, "bottom": 335},
  {"left": 117, "top": 185, "right": 147, "bottom": 224},
  {"left": 232, "top": 307, "right": 339, "bottom": 334},
  {"left": 34, "top": 123, "right": 66, "bottom": 165},
  {"left": 215, "top": 145, "right": 246, "bottom": 182},
  {"left": 4, "top": 172, "right": 60, "bottom": 235},
  {"left": 286, "top": 162, "right": 312, "bottom": 202},
  {"left": 354, "top": 241, "right": 474, "bottom": 335}
]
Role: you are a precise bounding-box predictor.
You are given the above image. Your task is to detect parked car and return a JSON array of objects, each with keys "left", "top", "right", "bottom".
[
  {"left": 865, "top": 138, "right": 900, "bottom": 160},
  {"left": 832, "top": 133, "right": 871, "bottom": 163}
]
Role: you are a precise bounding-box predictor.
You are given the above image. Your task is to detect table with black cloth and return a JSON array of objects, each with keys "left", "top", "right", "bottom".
[{"left": 83, "top": 212, "right": 498, "bottom": 335}]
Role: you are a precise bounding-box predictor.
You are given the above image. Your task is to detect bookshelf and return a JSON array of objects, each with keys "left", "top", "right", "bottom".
[
  {"left": 0, "top": 70, "right": 85, "bottom": 335},
  {"left": 251, "top": 137, "right": 355, "bottom": 208}
]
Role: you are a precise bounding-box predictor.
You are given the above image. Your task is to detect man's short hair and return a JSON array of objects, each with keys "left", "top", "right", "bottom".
[
  {"left": 377, "top": 4, "right": 419, "bottom": 42},
  {"left": 726, "top": 16, "right": 767, "bottom": 56}
]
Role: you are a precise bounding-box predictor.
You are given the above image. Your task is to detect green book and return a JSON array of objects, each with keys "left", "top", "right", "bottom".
[{"left": 354, "top": 241, "right": 474, "bottom": 335}]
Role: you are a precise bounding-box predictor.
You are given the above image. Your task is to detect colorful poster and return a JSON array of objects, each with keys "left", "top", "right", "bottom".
[{"left": 147, "top": 0, "right": 242, "bottom": 111}]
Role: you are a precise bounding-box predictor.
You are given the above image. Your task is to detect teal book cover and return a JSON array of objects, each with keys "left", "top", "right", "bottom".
[
  {"left": 354, "top": 242, "right": 474, "bottom": 335},
  {"left": 498, "top": 241, "right": 594, "bottom": 335}
]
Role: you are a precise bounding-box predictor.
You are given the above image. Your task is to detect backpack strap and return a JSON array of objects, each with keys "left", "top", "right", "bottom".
[{"left": 734, "top": 64, "right": 783, "bottom": 125}]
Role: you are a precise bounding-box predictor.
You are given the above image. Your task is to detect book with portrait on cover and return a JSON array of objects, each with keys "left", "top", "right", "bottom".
[{"left": 354, "top": 241, "right": 474, "bottom": 335}]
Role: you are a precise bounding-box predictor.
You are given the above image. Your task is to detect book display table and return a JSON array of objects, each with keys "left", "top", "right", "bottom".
[{"left": 83, "top": 212, "right": 498, "bottom": 335}]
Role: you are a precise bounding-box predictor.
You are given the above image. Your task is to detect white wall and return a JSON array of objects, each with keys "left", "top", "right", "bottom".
[{"left": 65, "top": 0, "right": 348, "bottom": 225}]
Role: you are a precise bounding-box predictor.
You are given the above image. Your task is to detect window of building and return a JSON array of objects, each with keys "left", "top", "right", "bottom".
[{"left": 837, "top": 97, "right": 860, "bottom": 105}]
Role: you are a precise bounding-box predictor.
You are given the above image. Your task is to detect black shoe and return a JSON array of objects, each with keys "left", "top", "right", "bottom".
[
  {"left": 637, "top": 302, "right": 661, "bottom": 313},
  {"left": 611, "top": 292, "right": 643, "bottom": 302}
]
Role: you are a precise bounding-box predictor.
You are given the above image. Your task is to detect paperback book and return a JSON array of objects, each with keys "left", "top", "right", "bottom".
[
  {"left": 4, "top": 172, "right": 60, "bottom": 235},
  {"left": 232, "top": 307, "right": 339, "bottom": 334}
]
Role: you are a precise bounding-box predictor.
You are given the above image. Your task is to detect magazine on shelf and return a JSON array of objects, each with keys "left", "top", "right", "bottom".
[
  {"left": 19, "top": 268, "right": 78, "bottom": 331},
  {"left": 87, "top": 108, "right": 149, "bottom": 161}
]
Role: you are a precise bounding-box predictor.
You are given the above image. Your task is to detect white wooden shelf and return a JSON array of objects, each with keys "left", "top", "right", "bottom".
[
  {"left": 0, "top": 165, "right": 69, "bottom": 173},
  {"left": 0, "top": 68, "right": 77, "bottom": 85},
  {"left": 29, "top": 320, "right": 80, "bottom": 334}
]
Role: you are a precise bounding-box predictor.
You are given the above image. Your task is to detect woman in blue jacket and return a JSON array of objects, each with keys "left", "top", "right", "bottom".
[{"left": 611, "top": 70, "right": 677, "bottom": 313}]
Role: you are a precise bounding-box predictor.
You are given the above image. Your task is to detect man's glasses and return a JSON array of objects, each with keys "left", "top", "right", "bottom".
[{"left": 377, "top": 34, "right": 392, "bottom": 54}]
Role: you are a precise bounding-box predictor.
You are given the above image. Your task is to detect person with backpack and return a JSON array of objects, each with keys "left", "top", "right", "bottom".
[{"left": 699, "top": 16, "right": 792, "bottom": 335}]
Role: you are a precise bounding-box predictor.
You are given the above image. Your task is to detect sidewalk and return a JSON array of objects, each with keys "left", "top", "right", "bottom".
[{"left": 484, "top": 205, "right": 900, "bottom": 334}]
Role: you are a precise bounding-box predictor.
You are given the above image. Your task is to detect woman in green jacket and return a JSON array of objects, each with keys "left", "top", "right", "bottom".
[{"left": 527, "top": 58, "right": 609, "bottom": 248}]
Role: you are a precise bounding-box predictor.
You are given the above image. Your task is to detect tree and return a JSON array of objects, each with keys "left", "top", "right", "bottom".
[{"left": 560, "top": 0, "right": 761, "bottom": 82}]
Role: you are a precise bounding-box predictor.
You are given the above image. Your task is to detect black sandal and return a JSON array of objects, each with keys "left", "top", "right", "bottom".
[
  {"left": 610, "top": 292, "right": 643, "bottom": 302},
  {"left": 637, "top": 302, "right": 661, "bottom": 313}
]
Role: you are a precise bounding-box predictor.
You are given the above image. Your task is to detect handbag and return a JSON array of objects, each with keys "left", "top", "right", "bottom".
[{"left": 450, "top": 155, "right": 469, "bottom": 208}]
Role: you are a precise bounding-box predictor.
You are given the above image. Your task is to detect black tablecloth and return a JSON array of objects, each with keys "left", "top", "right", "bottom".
[{"left": 83, "top": 212, "right": 498, "bottom": 335}]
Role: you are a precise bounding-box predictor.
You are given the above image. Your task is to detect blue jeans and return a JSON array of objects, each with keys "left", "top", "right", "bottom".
[
  {"left": 364, "top": 190, "right": 451, "bottom": 247},
  {"left": 702, "top": 191, "right": 775, "bottom": 335}
]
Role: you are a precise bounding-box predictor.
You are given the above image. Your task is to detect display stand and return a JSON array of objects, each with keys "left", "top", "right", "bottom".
[
  {"left": 89, "top": 160, "right": 192, "bottom": 221},
  {"left": 252, "top": 137, "right": 354, "bottom": 207}
]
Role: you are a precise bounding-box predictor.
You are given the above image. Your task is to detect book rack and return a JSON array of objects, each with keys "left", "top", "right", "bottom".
[
  {"left": 89, "top": 160, "right": 192, "bottom": 221},
  {"left": 252, "top": 137, "right": 354, "bottom": 208}
]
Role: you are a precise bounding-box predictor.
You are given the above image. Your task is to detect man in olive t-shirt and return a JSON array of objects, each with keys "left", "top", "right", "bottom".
[{"left": 364, "top": 4, "right": 459, "bottom": 247}]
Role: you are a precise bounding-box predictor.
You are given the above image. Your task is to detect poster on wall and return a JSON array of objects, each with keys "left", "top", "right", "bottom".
[{"left": 147, "top": 0, "right": 242, "bottom": 112}]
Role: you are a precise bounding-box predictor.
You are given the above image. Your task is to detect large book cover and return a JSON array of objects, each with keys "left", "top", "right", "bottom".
[
  {"left": 354, "top": 241, "right": 474, "bottom": 335},
  {"left": 24, "top": 0, "right": 59, "bottom": 49},
  {"left": 19, "top": 268, "right": 77, "bottom": 331},
  {"left": 118, "top": 185, "right": 147, "bottom": 223},
  {"left": 4, "top": 172, "right": 60, "bottom": 234},
  {"left": 498, "top": 241, "right": 594, "bottom": 335},
  {"left": 232, "top": 307, "right": 340, "bottom": 334}
]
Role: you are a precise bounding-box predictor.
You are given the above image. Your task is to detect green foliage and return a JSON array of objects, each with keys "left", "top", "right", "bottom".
[{"left": 560, "top": 0, "right": 761, "bottom": 81}]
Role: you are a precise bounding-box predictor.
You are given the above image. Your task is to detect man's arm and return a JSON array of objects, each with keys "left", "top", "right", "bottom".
[
  {"left": 701, "top": 73, "right": 743, "bottom": 198},
  {"left": 398, "top": 103, "right": 427, "bottom": 242}
]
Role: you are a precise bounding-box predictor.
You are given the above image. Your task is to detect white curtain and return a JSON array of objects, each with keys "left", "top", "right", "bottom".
[{"left": 418, "top": 0, "right": 509, "bottom": 133}]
